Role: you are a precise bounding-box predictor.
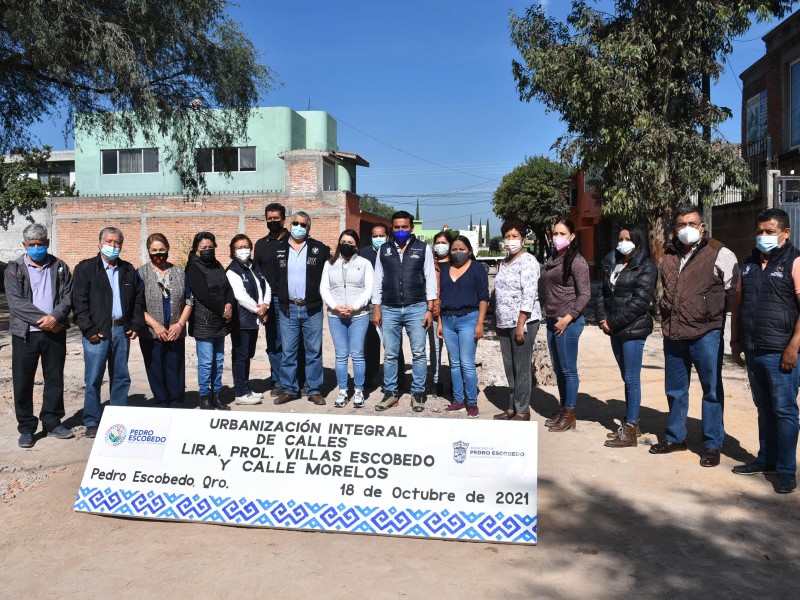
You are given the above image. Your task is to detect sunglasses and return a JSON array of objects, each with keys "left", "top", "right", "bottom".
[{"left": 291, "top": 221, "right": 309, "bottom": 229}]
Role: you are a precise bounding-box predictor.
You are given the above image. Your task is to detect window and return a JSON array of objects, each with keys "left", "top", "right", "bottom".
[
  {"left": 195, "top": 147, "right": 257, "bottom": 173},
  {"left": 791, "top": 60, "right": 800, "bottom": 149},
  {"left": 101, "top": 148, "right": 159, "bottom": 174},
  {"left": 323, "top": 159, "right": 336, "bottom": 190}
]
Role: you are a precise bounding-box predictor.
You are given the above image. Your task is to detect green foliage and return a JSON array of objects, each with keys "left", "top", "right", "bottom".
[
  {"left": 359, "top": 194, "right": 396, "bottom": 220},
  {"left": 0, "top": 0, "right": 275, "bottom": 194},
  {"left": 510, "top": 0, "right": 793, "bottom": 255}
]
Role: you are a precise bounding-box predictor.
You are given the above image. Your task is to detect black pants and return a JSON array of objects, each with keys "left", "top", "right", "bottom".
[
  {"left": 12, "top": 331, "right": 67, "bottom": 433},
  {"left": 232, "top": 327, "right": 259, "bottom": 397},
  {"left": 140, "top": 338, "right": 186, "bottom": 407}
]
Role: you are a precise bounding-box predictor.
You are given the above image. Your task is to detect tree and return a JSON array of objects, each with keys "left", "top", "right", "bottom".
[
  {"left": 510, "top": 0, "right": 794, "bottom": 261},
  {"left": 0, "top": 0, "right": 275, "bottom": 197},
  {"left": 484, "top": 219, "right": 491, "bottom": 249},
  {"left": 493, "top": 155, "right": 574, "bottom": 261},
  {"left": 359, "top": 194, "right": 396, "bottom": 220}
]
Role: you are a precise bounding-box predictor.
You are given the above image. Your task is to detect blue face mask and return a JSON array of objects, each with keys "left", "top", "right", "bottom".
[
  {"left": 756, "top": 235, "right": 780, "bottom": 254},
  {"left": 393, "top": 229, "right": 411, "bottom": 244},
  {"left": 101, "top": 245, "right": 121, "bottom": 260},
  {"left": 26, "top": 245, "right": 48, "bottom": 262},
  {"left": 290, "top": 225, "right": 308, "bottom": 240},
  {"left": 372, "top": 237, "right": 387, "bottom": 250}
]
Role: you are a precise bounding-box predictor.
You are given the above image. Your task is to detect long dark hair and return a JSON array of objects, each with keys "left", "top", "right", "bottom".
[
  {"left": 618, "top": 223, "right": 647, "bottom": 257},
  {"left": 330, "top": 229, "right": 360, "bottom": 264},
  {"left": 553, "top": 218, "right": 580, "bottom": 285},
  {"left": 191, "top": 231, "right": 216, "bottom": 253}
]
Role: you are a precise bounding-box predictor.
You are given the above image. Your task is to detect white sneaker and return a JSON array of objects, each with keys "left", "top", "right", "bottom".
[
  {"left": 234, "top": 392, "right": 262, "bottom": 405},
  {"left": 334, "top": 389, "right": 348, "bottom": 408},
  {"left": 352, "top": 389, "right": 365, "bottom": 408},
  {"left": 249, "top": 390, "right": 264, "bottom": 400}
]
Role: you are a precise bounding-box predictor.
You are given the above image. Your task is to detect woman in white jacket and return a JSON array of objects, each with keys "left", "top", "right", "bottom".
[{"left": 320, "top": 229, "right": 374, "bottom": 408}]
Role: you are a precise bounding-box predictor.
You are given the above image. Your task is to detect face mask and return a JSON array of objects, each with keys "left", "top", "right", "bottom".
[
  {"left": 504, "top": 239, "right": 522, "bottom": 255},
  {"left": 393, "top": 230, "right": 411, "bottom": 244},
  {"left": 101, "top": 245, "right": 121, "bottom": 260},
  {"left": 26, "top": 245, "right": 48, "bottom": 262},
  {"left": 617, "top": 240, "right": 635, "bottom": 256},
  {"left": 339, "top": 243, "right": 357, "bottom": 258},
  {"left": 372, "top": 237, "right": 386, "bottom": 250},
  {"left": 433, "top": 243, "right": 450, "bottom": 257},
  {"left": 677, "top": 226, "right": 701, "bottom": 246},
  {"left": 150, "top": 252, "right": 168, "bottom": 266},
  {"left": 235, "top": 248, "right": 251, "bottom": 262},
  {"left": 553, "top": 236, "right": 571, "bottom": 252},
  {"left": 756, "top": 235, "right": 780, "bottom": 254},
  {"left": 199, "top": 248, "right": 216, "bottom": 263},
  {"left": 450, "top": 251, "right": 469, "bottom": 265},
  {"left": 267, "top": 221, "right": 283, "bottom": 234},
  {"left": 290, "top": 224, "right": 308, "bottom": 240}
]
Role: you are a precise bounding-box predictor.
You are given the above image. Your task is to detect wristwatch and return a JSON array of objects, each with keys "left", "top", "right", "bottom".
[{"left": 426, "top": 308, "right": 434, "bottom": 313}]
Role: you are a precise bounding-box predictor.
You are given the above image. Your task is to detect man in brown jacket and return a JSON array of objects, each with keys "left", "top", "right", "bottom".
[{"left": 650, "top": 205, "right": 739, "bottom": 467}]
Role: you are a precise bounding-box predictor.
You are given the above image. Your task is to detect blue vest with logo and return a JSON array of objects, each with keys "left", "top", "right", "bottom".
[
  {"left": 379, "top": 236, "right": 427, "bottom": 306},
  {"left": 739, "top": 240, "right": 800, "bottom": 352},
  {"left": 226, "top": 259, "right": 268, "bottom": 329}
]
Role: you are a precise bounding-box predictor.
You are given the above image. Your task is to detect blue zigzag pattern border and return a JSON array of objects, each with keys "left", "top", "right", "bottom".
[{"left": 74, "top": 487, "right": 537, "bottom": 544}]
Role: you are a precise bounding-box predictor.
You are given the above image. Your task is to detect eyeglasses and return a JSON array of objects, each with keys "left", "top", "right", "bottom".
[
  {"left": 675, "top": 222, "right": 702, "bottom": 230},
  {"left": 291, "top": 221, "right": 309, "bottom": 229}
]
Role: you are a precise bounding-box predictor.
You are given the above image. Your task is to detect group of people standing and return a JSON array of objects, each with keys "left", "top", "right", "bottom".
[{"left": 6, "top": 203, "right": 798, "bottom": 493}]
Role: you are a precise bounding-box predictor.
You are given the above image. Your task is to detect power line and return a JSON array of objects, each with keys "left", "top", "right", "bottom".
[{"left": 723, "top": 54, "right": 743, "bottom": 94}]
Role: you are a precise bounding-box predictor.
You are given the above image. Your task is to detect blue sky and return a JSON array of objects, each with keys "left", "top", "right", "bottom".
[{"left": 28, "top": 1, "right": 790, "bottom": 234}]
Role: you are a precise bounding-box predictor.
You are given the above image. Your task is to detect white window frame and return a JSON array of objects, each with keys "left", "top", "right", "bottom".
[
  {"left": 100, "top": 148, "right": 160, "bottom": 175},
  {"left": 196, "top": 146, "right": 257, "bottom": 173}
]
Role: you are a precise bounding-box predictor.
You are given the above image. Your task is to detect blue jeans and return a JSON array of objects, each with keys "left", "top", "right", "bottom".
[
  {"left": 328, "top": 314, "right": 369, "bottom": 390},
  {"left": 381, "top": 302, "right": 428, "bottom": 394},
  {"left": 546, "top": 315, "right": 584, "bottom": 409},
  {"left": 266, "top": 296, "right": 282, "bottom": 388},
  {"left": 610, "top": 337, "right": 646, "bottom": 424},
  {"left": 82, "top": 325, "right": 131, "bottom": 427},
  {"left": 663, "top": 329, "right": 725, "bottom": 450},
  {"left": 279, "top": 304, "right": 323, "bottom": 395},
  {"left": 744, "top": 350, "right": 800, "bottom": 475},
  {"left": 231, "top": 327, "right": 259, "bottom": 397},
  {"left": 427, "top": 320, "right": 443, "bottom": 383},
  {"left": 442, "top": 311, "right": 479, "bottom": 404},
  {"left": 196, "top": 337, "right": 225, "bottom": 397}
]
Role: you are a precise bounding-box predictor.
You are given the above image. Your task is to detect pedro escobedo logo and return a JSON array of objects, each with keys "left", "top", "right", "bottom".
[
  {"left": 105, "top": 424, "right": 127, "bottom": 446},
  {"left": 452, "top": 440, "right": 469, "bottom": 464},
  {"left": 104, "top": 423, "right": 167, "bottom": 446}
]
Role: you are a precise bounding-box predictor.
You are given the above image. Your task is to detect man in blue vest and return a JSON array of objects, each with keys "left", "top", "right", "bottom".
[
  {"left": 731, "top": 208, "right": 800, "bottom": 494},
  {"left": 372, "top": 210, "right": 437, "bottom": 412}
]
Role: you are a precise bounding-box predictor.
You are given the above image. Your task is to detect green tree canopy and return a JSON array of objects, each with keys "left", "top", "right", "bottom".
[
  {"left": 0, "top": 0, "right": 275, "bottom": 194},
  {"left": 359, "top": 193, "right": 396, "bottom": 220},
  {"left": 510, "top": 0, "right": 794, "bottom": 259},
  {"left": 492, "top": 155, "right": 574, "bottom": 259}
]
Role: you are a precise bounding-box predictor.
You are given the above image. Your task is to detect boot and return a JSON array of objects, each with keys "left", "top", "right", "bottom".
[
  {"left": 213, "top": 392, "right": 230, "bottom": 411},
  {"left": 607, "top": 420, "right": 642, "bottom": 439},
  {"left": 604, "top": 423, "right": 638, "bottom": 447},
  {"left": 199, "top": 395, "right": 214, "bottom": 410},
  {"left": 548, "top": 409, "right": 576, "bottom": 432},
  {"left": 545, "top": 407, "right": 565, "bottom": 427}
]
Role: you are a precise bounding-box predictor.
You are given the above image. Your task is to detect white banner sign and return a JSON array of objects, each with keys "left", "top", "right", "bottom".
[{"left": 74, "top": 407, "right": 538, "bottom": 544}]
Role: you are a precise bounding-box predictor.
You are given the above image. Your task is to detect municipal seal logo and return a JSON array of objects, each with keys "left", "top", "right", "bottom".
[
  {"left": 452, "top": 441, "right": 469, "bottom": 464},
  {"left": 105, "top": 424, "right": 127, "bottom": 447}
]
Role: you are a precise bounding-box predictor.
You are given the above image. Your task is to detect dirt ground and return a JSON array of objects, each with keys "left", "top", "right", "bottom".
[{"left": 1, "top": 301, "right": 799, "bottom": 599}]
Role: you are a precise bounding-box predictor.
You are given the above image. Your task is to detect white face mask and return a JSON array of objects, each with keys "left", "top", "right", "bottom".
[
  {"left": 617, "top": 240, "right": 635, "bottom": 255},
  {"left": 433, "top": 243, "right": 450, "bottom": 257},
  {"left": 677, "top": 226, "right": 701, "bottom": 246},
  {"left": 235, "top": 248, "right": 251, "bottom": 262},
  {"left": 504, "top": 239, "right": 523, "bottom": 254}
]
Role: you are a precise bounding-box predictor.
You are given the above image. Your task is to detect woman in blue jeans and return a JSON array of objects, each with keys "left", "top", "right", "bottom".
[
  {"left": 437, "top": 236, "right": 489, "bottom": 418},
  {"left": 320, "top": 229, "right": 374, "bottom": 408},
  {"left": 540, "top": 218, "right": 591, "bottom": 432},
  {"left": 594, "top": 224, "right": 657, "bottom": 447},
  {"left": 185, "top": 232, "right": 234, "bottom": 411}
]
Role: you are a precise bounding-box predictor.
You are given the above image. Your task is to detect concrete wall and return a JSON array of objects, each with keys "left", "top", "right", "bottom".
[{"left": 0, "top": 203, "right": 52, "bottom": 263}]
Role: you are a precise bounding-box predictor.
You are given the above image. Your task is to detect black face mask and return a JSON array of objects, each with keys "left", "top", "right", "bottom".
[
  {"left": 199, "top": 248, "right": 216, "bottom": 263},
  {"left": 267, "top": 221, "right": 283, "bottom": 234},
  {"left": 150, "top": 252, "right": 168, "bottom": 266},
  {"left": 339, "top": 243, "right": 357, "bottom": 258},
  {"left": 450, "top": 251, "right": 470, "bottom": 266}
]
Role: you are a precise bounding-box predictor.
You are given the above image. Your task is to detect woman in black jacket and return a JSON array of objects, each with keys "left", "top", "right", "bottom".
[
  {"left": 185, "top": 232, "right": 234, "bottom": 411},
  {"left": 594, "top": 224, "right": 657, "bottom": 447}
]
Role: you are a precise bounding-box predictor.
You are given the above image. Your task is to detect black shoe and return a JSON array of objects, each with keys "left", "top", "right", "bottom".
[
  {"left": 199, "top": 395, "right": 214, "bottom": 410},
  {"left": 777, "top": 474, "right": 797, "bottom": 493},
  {"left": 48, "top": 424, "right": 75, "bottom": 440},
  {"left": 700, "top": 448, "right": 720, "bottom": 467},
  {"left": 213, "top": 392, "right": 230, "bottom": 411},
  {"left": 85, "top": 426, "right": 98, "bottom": 439},
  {"left": 732, "top": 461, "right": 777, "bottom": 476},
  {"left": 18, "top": 432, "right": 34, "bottom": 448},
  {"left": 649, "top": 439, "right": 688, "bottom": 454},
  {"left": 412, "top": 392, "right": 426, "bottom": 413}
]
